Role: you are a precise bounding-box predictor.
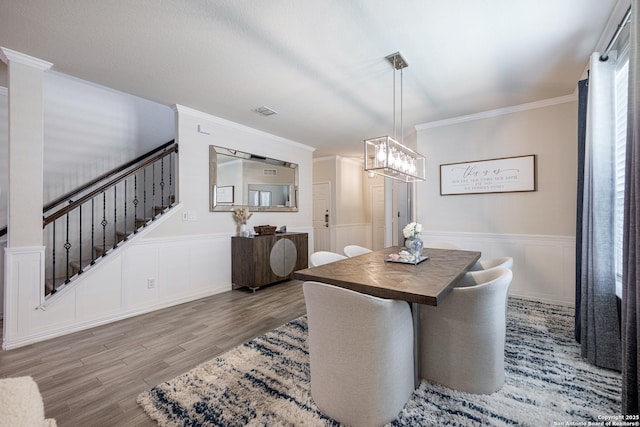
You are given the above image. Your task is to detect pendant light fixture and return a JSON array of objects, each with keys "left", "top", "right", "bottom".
[{"left": 364, "top": 52, "right": 426, "bottom": 182}]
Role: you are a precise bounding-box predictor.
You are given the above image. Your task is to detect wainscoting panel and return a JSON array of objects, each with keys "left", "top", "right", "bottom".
[
  {"left": 123, "top": 245, "right": 161, "bottom": 311},
  {"left": 332, "top": 223, "right": 372, "bottom": 255},
  {"left": 422, "top": 231, "right": 576, "bottom": 306},
  {"left": 0, "top": 238, "right": 6, "bottom": 318},
  {"left": 75, "top": 254, "right": 124, "bottom": 321}
]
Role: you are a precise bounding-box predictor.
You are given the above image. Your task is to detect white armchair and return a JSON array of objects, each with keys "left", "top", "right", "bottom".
[
  {"left": 343, "top": 245, "right": 372, "bottom": 257},
  {"left": 420, "top": 267, "right": 513, "bottom": 394},
  {"left": 469, "top": 256, "right": 513, "bottom": 271},
  {"left": 303, "top": 281, "right": 414, "bottom": 427},
  {"left": 309, "top": 251, "right": 347, "bottom": 267}
]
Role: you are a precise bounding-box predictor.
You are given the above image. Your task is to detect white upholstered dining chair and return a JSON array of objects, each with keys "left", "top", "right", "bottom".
[
  {"left": 303, "top": 281, "right": 414, "bottom": 427},
  {"left": 420, "top": 267, "right": 513, "bottom": 394},
  {"left": 308, "top": 251, "right": 347, "bottom": 267},
  {"left": 343, "top": 245, "right": 372, "bottom": 257},
  {"left": 469, "top": 256, "right": 514, "bottom": 271}
]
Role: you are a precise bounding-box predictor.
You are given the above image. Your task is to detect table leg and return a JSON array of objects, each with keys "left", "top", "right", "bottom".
[{"left": 411, "top": 302, "right": 421, "bottom": 389}]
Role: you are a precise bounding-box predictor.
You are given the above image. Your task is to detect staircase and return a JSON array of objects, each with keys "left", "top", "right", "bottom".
[{"left": 42, "top": 141, "right": 178, "bottom": 297}]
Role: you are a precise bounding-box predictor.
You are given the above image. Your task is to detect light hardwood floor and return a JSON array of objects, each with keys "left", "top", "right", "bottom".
[{"left": 0, "top": 280, "right": 307, "bottom": 426}]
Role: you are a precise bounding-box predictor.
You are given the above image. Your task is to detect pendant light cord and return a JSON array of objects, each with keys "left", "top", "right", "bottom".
[
  {"left": 393, "top": 56, "right": 397, "bottom": 140},
  {"left": 400, "top": 64, "right": 404, "bottom": 144}
]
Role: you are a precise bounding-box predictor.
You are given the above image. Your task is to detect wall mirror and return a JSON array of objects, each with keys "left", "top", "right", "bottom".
[{"left": 209, "top": 145, "right": 299, "bottom": 212}]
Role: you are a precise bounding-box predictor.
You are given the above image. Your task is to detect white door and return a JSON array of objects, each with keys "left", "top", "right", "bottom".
[
  {"left": 313, "top": 183, "right": 331, "bottom": 252},
  {"left": 395, "top": 181, "right": 409, "bottom": 246},
  {"left": 371, "top": 185, "right": 385, "bottom": 250}
]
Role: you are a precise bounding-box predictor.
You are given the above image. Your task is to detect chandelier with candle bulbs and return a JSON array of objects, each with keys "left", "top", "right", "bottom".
[{"left": 364, "top": 52, "right": 425, "bottom": 182}]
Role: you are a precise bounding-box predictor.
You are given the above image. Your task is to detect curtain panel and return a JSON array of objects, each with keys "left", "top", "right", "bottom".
[
  {"left": 575, "top": 78, "right": 589, "bottom": 343},
  {"left": 622, "top": 0, "right": 639, "bottom": 415},
  {"left": 580, "top": 52, "right": 622, "bottom": 371}
]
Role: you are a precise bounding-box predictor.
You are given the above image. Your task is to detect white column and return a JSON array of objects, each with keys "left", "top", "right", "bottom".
[
  {"left": 0, "top": 47, "right": 52, "bottom": 247},
  {"left": 0, "top": 48, "right": 52, "bottom": 349}
]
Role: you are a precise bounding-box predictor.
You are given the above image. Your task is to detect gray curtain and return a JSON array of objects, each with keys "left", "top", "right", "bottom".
[
  {"left": 581, "top": 52, "right": 622, "bottom": 371},
  {"left": 622, "top": 0, "right": 639, "bottom": 415},
  {"left": 575, "top": 78, "right": 588, "bottom": 342}
]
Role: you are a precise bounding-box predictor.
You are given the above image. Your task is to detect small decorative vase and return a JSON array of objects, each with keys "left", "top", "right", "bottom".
[
  {"left": 239, "top": 223, "right": 248, "bottom": 237},
  {"left": 405, "top": 235, "right": 424, "bottom": 264}
]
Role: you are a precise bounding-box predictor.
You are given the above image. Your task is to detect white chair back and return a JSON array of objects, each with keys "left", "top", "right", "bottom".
[
  {"left": 343, "top": 245, "right": 372, "bottom": 257},
  {"left": 469, "top": 256, "right": 514, "bottom": 271},
  {"left": 309, "top": 251, "right": 347, "bottom": 267}
]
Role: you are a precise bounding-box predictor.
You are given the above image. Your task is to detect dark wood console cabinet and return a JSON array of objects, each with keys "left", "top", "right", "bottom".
[{"left": 231, "top": 232, "right": 308, "bottom": 290}]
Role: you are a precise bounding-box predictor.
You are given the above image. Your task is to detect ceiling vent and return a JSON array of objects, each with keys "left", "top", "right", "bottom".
[
  {"left": 253, "top": 106, "right": 278, "bottom": 116},
  {"left": 263, "top": 169, "right": 277, "bottom": 176}
]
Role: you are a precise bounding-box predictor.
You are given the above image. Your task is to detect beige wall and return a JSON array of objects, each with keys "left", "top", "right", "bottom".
[
  {"left": 416, "top": 100, "right": 578, "bottom": 237},
  {"left": 312, "top": 156, "right": 381, "bottom": 251},
  {"left": 335, "top": 157, "right": 366, "bottom": 225}
]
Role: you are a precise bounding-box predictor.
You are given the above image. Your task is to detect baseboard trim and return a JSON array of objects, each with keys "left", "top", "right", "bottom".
[{"left": 2, "top": 285, "right": 228, "bottom": 350}]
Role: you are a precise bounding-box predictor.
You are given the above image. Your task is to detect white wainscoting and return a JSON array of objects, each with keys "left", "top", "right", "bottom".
[
  {"left": 3, "top": 232, "right": 231, "bottom": 349},
  {"left": 0, "top": 237, "right": 6, "bottom": 318},
  {"left": 422, "top": 231, "right": 576, "bottom": 306},
  {"left": 332, "top": 223, "right": 372, "bottom": 255}
]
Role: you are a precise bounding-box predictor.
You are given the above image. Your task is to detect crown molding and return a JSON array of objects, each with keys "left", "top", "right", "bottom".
[
  {"left": 172, "top": 104, "right": 315, "bottom": 152},
  {"left": 0, "top": 47, "right": 52, "bottom": 70},
  {"left": 415, "top": 94, "right": 577, "bottom": 130},
  {"left": 313, "top": 155, "right": 363, "bottom": 165}
]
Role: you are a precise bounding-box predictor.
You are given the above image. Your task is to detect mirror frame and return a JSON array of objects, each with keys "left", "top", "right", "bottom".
[{"left": 209, "top": 145, "right": 299, "bottom": 212}]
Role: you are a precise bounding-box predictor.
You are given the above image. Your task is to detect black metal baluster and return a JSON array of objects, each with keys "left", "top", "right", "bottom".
[
  {"left": 101, "top": 192, "right": 107, "bottom": 256},
  {"left": 64, "top": 213, "right": 71, "bottom": 283},
  {"left": 78, "top": 204, "right": 83, "bottom": 274},
  {"left": 91, "top": 198, "right": 96, "bottom": 265},
  {"left": 152, "top": 163, "right": 156, "bottom": 218},
  {"left": 169, "top": 152, "right": 174, "bottom": 205},
  {"left": 133, "top": 174, "right": 139, "bottom": 233},
  {"left": 113, "top": 185, "right": 117, "bottom": 249},
  {"left": 143, "top": 168, "right": 147, "bottom": 226},
  {"left": 51, "top": 222, "right": 57, "bottom": 295},
  {"left": 123, "top": 180, "right": 128, "bottom": 241},
  {"left": 160, "top": 157, "right": 165, "bottom": 210}
]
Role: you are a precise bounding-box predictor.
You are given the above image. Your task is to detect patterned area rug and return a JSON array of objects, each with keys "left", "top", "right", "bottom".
[{"left": 137, "top": 298, "right": 621, "bottom": 426}]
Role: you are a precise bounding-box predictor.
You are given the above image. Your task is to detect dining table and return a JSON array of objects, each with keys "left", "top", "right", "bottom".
[{"left": 293, "top": 246, "right": 481, "bottom": 387}]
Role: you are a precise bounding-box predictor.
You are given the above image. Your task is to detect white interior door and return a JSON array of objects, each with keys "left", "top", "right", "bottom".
[
  {"left": 371, "top": 185, "right": 385, "bottom": 250},
  {"left": 395, "top": 181, "right": 409, "bottom": 246},
  {"left": 313, "top": 182, "right": 331, "bottom": 252}
]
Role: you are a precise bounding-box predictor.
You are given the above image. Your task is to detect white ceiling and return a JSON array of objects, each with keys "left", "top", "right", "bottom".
[{"left": 0, "top": 0, "right": 624, "bottom": 158}]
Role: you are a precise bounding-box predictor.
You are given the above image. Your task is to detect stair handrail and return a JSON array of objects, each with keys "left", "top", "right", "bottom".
[
  {"left": 43, "top": 144, "right": 178, "bottom": 227},
  {"left": 44, "top": 139, "right": 176, "bottom": 213},
  {"left": 1, "top": 141, "right": 176, "bottom": 239}
]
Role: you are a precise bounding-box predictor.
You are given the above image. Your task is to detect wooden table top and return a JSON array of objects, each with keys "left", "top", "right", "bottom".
[{"left": 293, "top": 247, "right": 481, "bottom": 306}]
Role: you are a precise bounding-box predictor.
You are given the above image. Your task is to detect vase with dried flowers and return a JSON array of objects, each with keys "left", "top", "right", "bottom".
[{"left": 233, "top": 207, "right": 253, "bottom": 237}]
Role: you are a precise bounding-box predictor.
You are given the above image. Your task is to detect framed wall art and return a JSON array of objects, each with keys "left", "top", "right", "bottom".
[
  {"left": 440, "top": 154, "right": 537, "bottom": 195},
  {"left": 216, "top": 185, "right": 234, "bottom": 204}
]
